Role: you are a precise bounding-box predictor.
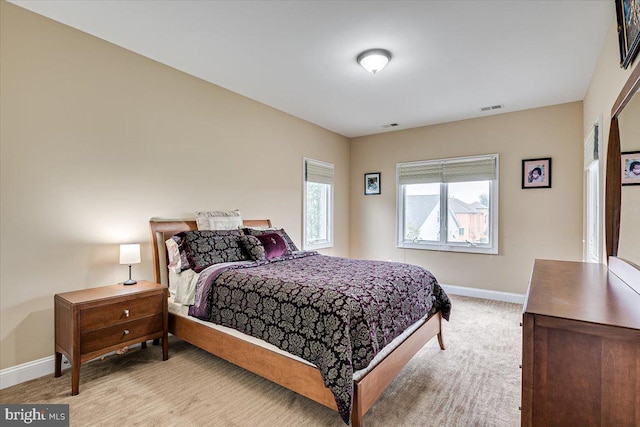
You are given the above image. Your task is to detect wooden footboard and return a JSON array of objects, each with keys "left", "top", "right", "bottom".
[
  {"left": 352, "top": 311, "right": 443, "bottom": 425},
  {"left": 169, "top": 313, "right": 338, "bottom": 410},
  {"left": 170, "top": 310, "right": 443, "bottom": 426}
]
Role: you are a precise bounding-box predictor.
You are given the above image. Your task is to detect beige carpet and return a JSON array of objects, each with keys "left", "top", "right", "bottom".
[{"left": 1, "top": 295, "right": 523, "bottom": 426}]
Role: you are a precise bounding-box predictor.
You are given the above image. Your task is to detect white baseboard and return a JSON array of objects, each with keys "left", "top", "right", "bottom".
[
  {"left": 0, "top": 344, "right": 143, "bottom": 390},
  {"left": 440, "top": 284, "right": 526, "bottom": 305},
  {"left": 1, "top": 288, "right": 522, "bottom": 390},
  {"left": 0, "top": 355, "right": 60, "bottom": 390}
]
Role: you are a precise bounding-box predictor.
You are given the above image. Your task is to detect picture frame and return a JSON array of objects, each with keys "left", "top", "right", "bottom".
[
  {"left": 615, "top": 0, "right": 640, "bottom": 69},
  {"left": 522, "top": 158, "right": 552, "bottom": 189},
  {"left": 621, "top": 151, "right": 640, "bottom": 185},
  {"left": 364, "top": 172, "right": 381, "bottom": 195}
]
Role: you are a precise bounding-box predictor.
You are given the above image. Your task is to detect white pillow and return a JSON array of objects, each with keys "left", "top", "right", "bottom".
[
  {"left": 171, "top": 269, "right": 199, "bottom": 305},
  {"left": 195, "top": 209, "right": 242, "bottom": 230}
]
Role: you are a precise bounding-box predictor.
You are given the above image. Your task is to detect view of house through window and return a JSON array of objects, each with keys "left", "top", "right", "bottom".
[
  {"left": 303, "top": 158, "right": 334, "bottom": 250},
  {"left": 403, "top": 181, "right": 491, "bottom": 244},
  {"left": 398, "top": 155, "right": 498, "bottom": 254}
]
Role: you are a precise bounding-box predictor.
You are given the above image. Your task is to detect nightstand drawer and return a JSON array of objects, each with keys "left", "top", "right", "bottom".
[
  {"left": 80, "top": 293, "right": 163, "bottom": 331},
  {"left": 80, "top": 314, "right": 163, "bottom": 354}
]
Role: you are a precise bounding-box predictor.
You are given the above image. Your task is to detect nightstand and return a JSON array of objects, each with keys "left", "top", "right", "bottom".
[{"left": 54, "top": 281, "right": 168, "bottom": 395}]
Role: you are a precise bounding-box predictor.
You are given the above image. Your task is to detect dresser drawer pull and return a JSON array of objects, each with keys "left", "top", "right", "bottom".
[
  {"left": 123, "top": 309, "right": 130, "bottom": 317},
  {"left": 123, "top": 329, "right": 130, "bottom": 335}
]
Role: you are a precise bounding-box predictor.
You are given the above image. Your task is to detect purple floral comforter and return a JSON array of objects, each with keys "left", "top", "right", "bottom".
[{"left": 188, "top": 252, "right": 451, "bottom": 423}]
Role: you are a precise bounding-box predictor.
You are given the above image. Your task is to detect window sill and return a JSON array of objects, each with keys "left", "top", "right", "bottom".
[
  {"left": 398, "top": 241, "right": 498, "bottom": 255},
  {"left": 304, "top": 242, "right": 333, "bottom": 251}
]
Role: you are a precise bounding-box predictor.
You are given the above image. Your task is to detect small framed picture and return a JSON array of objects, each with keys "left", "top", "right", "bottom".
[
  {"left": 364, "top": 172, "right": 381, "bottom": 195},
  {"left": 522, "top": 158, "right": 552, "bottom": 189},
  {"left": 615, "top": 0, "right": 640, "bottom": 69},
  {"left": 621, "top": 151, "right": 640, "bottom": 185}
]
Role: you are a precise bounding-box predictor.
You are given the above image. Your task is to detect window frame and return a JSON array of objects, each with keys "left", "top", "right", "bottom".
[
  {"left": 396, "top": 154, "right": 499, "bottom": 255},
  {"left": 303, "top": 157, "right": 334, "bottom": 250}
]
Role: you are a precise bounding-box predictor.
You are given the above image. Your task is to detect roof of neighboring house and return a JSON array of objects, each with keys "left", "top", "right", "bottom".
[
  {"left": 449, "top": 198, "right": 487, "bottom": 214},
  {"left": 470, "top": 201, "right": 488, "bottom": 210},
  {"left": 405, "top": 195, "right": 439, "bottom": 229},
  {"left": 405, "top": 195, "right": 486, "bottom": 233},
  {"left": 449, "top": 198, "right": 475, "bottom": 213}
]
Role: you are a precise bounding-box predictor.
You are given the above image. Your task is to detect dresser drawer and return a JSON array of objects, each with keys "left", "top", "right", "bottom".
[
  {"left": 80, "top": 314, "right": 164, "bottom": 354},
  {"left": 80, "top": 293, "right": 163, "bottom": 331}
]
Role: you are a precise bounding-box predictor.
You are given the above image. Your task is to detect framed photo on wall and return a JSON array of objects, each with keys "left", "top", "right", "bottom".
[
  {"left": 522, "top": 158, "right": 552, "bottom": 189},
  {"left": 615, "top": 0, "right": 640, "bottom": 69},
  {"left": 621, "top": 151, "right": 640, "bottom": 185},
  {"left": 364, "top": 172, "right": 381, "bottom": 195}
]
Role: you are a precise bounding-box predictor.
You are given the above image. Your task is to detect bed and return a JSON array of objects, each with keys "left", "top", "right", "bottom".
[{"left": 149, "top": 218, "right": 450, "bottom": 426}]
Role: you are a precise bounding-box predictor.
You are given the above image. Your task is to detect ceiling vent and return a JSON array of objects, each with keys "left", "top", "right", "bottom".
[
  {"left": 381, "top": 123, "right": 399, "bottom": 128},
  {"left": 480, "top": 104, "right": 504, "bottom": 112}
]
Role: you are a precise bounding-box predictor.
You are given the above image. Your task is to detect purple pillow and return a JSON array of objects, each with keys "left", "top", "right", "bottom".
[
  {"left": 242, "top": 228, "right": 299, "bottom": 252},
  {"left": 255, "top": 233, "right": 288, "bottom": 260}
]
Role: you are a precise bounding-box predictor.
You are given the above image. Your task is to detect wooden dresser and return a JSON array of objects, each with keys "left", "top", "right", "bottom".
[
  {"left": 521, "top": 259, "right": 640, "bottom": 426},
  {"left": 54, "top": 281, "right": 168, "bottom": 395}
]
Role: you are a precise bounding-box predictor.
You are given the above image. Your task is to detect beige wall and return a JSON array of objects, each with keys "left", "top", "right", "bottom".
[
  {"left": 349, "top": 102, "right": 584, "bottom": 294},
  {"left": 0, "top": 2, "right": 349, "bottom": 369},
  {"left": 582, "top": 16, "right": 639, "bottom": 265},
  {"left": 2, "top": 2, "right": 636, "bottom": 372}
]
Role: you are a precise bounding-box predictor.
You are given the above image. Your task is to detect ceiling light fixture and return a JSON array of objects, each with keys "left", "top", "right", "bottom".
[{"left": 357, "top": 49, "right": 392, "bottom": 74}]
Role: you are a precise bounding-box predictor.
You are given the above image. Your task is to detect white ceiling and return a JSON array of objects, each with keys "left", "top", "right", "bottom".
[{"left": 9, "top": 0, "right": 614, "bottom": 138}]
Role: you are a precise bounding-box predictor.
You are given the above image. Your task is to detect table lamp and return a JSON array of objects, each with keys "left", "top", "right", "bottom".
[{"left": 119, "top": 244, "right": 141, "bottom": 285}]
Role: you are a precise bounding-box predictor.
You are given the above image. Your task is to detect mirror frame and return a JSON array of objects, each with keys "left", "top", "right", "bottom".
[{"left": 606, "top": 63, "right": 640, "bottom": 258}]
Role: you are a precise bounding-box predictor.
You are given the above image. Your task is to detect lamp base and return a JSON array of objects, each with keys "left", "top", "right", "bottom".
[{"left": 123, "top": 279, "right": 137, "bottom": 285}]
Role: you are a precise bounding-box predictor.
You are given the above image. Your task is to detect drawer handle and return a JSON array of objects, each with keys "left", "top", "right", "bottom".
[
  {"left": 123, "top": 329, "right": 130, "bottom": 335},
  {"left": 123, "top": 309, "right": 130, "bottom": 318}
]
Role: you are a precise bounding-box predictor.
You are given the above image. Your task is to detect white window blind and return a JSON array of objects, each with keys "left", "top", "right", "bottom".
[
  {"left": 305, "top": 160, "right": 334, "bottom": 185},
  {"left": 398, "top": 155, "right": 497, "bottom": 185},
  {"left": 584, "top": 123, "right": 599, "bottom": 168}
]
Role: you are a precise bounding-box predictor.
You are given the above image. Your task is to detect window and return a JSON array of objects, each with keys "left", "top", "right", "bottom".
[
  {"left": 583, "top": 121, "right": 600, "bottom": 263},
  {"left": 303, "top": 158, "right": 334, "bottom": 250},
  {"left": 397, "top": 154, "right": 499, "bottom": 254}
]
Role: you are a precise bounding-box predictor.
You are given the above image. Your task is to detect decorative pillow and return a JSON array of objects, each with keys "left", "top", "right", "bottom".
[
  {"left": 242, "top": 227, "right": 299, "bottom": 252},
  {"left": 240, "top": 225, "right": 277, "bottom": 231},
  {"left": 167, "top": 235, "right": 190, "bottom": 272},
  {"left": 177, "top": 230, "right": 248, "bottom": 272},
  {"left": 255, "top": 233, "right": 288, "bottom": 260},
  {"left": 239, "top": 235, "right": 266, "bottom": 261},
  {"left": 195, "top": 209, "right": 242, "bottom": 230},
  {"left": 175, "top": 229, "right": 241, "bottom": 244}
]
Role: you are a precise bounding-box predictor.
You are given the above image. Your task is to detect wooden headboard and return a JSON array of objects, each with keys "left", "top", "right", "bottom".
[{"left": 149, "top": 218, "right": 272, "bottom": 285}]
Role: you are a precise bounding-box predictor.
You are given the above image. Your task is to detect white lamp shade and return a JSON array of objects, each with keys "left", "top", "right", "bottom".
[
  {"left": 119, "top": 244, "right": 141, "bottom": 265},
  {"left": 357, "top": 49, "right": 391, "bottom": 74}
]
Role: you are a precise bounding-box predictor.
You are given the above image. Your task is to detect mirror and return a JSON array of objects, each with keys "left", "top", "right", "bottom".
[
  {"left": 606, "top": 63, "right": 640, "bottom": 266},
  {"left": 617, "top": 88, "right": 640, "bottom": 266}
]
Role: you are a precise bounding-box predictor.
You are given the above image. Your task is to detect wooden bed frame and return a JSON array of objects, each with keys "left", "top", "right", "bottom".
[{"left": 149, "top": 218, "right": 445, "bottom": 426}]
